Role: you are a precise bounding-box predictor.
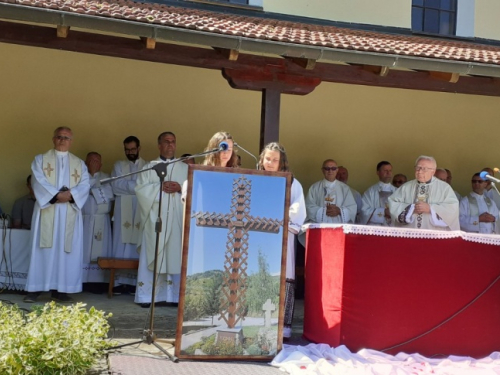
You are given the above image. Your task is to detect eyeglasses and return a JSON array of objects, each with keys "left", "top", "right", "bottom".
[
  {"left": 55, "top": 136, "right": 72, "bottom": 141},
  {"left": 322, "top": 167, "right": 338, "bottom": 172},
  {"left": 414, "top": 166, "right": 435, "bottom": 172},
  {"left": 472, "top": 180, "right": 486, "bottom": 183}
]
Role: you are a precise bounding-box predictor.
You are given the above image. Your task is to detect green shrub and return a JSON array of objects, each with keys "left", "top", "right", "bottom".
[{"left": 0, "top": 301, "right": 113, "bottom": 375}]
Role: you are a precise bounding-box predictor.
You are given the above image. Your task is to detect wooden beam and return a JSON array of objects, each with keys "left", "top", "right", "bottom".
[
  {"left": 222, "top": 68, "right": 321, "bottom": 95},
  {"left": 361, "top": 64, "right": 390, "bottom": 77},
  {"left": 140, "top": 37, "right": 156, "bottom": 49},
  {"left": 284, "top": 57, "right": 316, "bottom": 70},
  {"left": 428, "top": 71, "right": 460, "bottom": 83},
  {"left": 56, "top": 25, "right": 69, "bottom": 38},
  {"left": 260, "top": 89, "right": 281, "bottom": 151},
  {"left": 213, "top": 47, "right": 239, "bottom": 61},
  {"left": 1, "top": 21, "right": 500, "bottom": 97}
]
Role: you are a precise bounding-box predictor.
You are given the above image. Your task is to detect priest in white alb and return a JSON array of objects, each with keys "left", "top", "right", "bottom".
[
  {"left": 82, "top": 152, "right": 114, "bottom": 284},
  {"left": 110, "top": 135, "right": 146, "bottom": 291},
  {"left": 24, "top": 127, "right": 90, "bottom": 303},
  {"left": 459, "top": 172, "right": 500, "bottom": 234},
  {"left": 389, "top": 155, "right": 459, "bottom": 231},
  {"left": 360, "top": 161, "right": 396, "bottom": 226},
  {"left": 134, "top": 132, "right": 188, "bottom": 307},
  {"left": 305, "top": 159, "right": 357, "bottom": 224}
]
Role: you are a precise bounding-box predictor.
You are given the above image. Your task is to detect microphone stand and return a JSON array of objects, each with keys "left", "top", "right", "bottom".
[
  {"left": 102, "top": 146, "right": 223, "bottom": 362},
  {"left": 234, "top": 142, "right": 259, "bottom": 169}
]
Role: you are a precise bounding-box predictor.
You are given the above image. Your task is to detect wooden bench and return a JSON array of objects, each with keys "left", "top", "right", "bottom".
[{"left": 97, "top": 257, "right": 140, "bottom": 299}]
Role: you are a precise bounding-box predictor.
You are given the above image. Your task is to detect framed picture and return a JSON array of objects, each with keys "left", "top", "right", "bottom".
[{"left": 175, "top": 165, "right": 291, "bottom": 361}]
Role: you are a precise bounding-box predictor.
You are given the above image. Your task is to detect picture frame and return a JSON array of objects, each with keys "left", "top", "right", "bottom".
[{"left": 175, "top": 165, "right": 291, "bottom": 361}]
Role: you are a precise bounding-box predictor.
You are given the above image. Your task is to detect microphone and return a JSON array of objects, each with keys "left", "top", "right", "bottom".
[
  {"left": 219, "top": 141, "right": 229, "bottom": 151},
  {"left": 479, "top": 171, "right": 500, "bottom": 183},
  {"left": 234, "top": 142, "right": 259, "bottom": 169}
]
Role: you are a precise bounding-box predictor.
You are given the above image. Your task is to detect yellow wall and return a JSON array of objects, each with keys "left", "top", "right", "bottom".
[
  {"left": 262, "top": 0, "right": 410, "bottom": 28},
  {"left": 1, "top": 41, "right": 500, "bottom": 215},
  {"left": 474, "top": 0, "right": 500, "bottom": 40}
]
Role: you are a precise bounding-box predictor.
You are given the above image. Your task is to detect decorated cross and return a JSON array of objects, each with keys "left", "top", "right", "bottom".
[{"left": 192, "top": 175, "right": 282, "bottom": 328}]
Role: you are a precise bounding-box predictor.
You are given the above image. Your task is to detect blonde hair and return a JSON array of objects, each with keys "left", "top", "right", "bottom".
[
  {"left": 202, "top": 131, "right": 238, "bottom": 167},
  {"left": 258, "top": 142, "right": 289, "bottom": 172}
]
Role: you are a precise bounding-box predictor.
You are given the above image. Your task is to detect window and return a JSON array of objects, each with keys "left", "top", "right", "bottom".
[{"left": 412, "top": 0, "right": 457, "bottom": 36}]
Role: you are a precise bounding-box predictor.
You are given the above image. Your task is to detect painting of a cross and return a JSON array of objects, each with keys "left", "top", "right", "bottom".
[{"left": 192, "top": 175, "right": 282, "bottom": 329}]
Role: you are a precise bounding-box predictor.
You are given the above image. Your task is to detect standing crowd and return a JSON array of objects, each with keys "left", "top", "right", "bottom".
[{"left": 3, "top": 126, "right": 500, "bottom": 341}]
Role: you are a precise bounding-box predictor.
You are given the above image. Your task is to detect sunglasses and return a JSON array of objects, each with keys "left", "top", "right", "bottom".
[
  {"left": 322, "top": 167, "right": 338, "bottom": 172},
  {"left": 472, "top": 180, "right": 486, "bottom": 183}
]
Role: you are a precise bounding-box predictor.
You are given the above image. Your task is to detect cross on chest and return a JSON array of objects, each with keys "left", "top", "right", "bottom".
[
  {"left": 192, "top": 175, "right": 282, "bottom": 329},
  {"left": 44, "top": 163, "right": 54, "bottom": 177},
  {"left": 71, "top": 168, "right": 81, "bottom": 184}
]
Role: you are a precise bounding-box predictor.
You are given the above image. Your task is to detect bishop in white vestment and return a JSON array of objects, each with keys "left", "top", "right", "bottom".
[
  {"left": 134, "top": 132, "right": 188, "bottom": 305},
  {"left": 25, "top": 127, "right": 90, "bottom": 301},
  {"left": 389, "top": 156, "right": 459, "bottom": 231}
]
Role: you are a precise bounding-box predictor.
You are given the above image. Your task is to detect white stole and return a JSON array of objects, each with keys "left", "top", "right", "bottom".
[
  {"left": 119, "top": 160, "right": 144, "bottom": 244},
  {"left": 40, "top": 149, "right": 82, "bottom": 252},
  {"left": 467, "top": 193, "right": 495, "bottom": 233},
  {"left": 89, "top": 183, "right": 110, "bottom": 261}
]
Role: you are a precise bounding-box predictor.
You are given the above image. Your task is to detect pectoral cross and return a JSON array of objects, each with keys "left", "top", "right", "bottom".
[
  {"left": 192, "top": 176, "right": 282, "bottom": 328},
  {"left": 44, "top": 163, "right": 54, "bottom": 177}
]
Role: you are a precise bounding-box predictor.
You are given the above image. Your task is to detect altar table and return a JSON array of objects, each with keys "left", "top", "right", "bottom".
[{"left": 303, "top": 224, "right": 500, "bottom": 358}]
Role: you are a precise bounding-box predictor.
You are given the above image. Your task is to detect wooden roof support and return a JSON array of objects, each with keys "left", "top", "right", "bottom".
[
  {"left": 428, "top": 71, "right": 460, "bottom": 83},
  {"left": 360, "top": 64, "right": 390, "bottom": 77},
  {"left": 222, "top": 67, "right": 321, "bottom": 95},
  {"left": 213, "top": 47, "right": 239, "bottom": 61},
  {"left": 56, "top": 25, "right": 69, "bottom": 38},
  {"left": 284, "top": 57, "right": 316, "bottom": 70},
  {"left": 140, "top": 37, "right": 156, "bottom": 49}
]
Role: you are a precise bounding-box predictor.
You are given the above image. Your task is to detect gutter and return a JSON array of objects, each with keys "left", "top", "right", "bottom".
[{"left": 0, "top": 3, "right": 498, "bottom": 78}]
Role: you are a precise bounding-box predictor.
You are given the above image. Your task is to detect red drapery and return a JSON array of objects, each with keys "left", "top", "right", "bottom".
[{"left": 303, "top": 226, "right": 500, "bottom": 358}]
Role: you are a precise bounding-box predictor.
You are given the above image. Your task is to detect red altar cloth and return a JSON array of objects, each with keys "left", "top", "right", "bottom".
[{"left": 303, "top": 224, "right": 500, "bottom": 358}]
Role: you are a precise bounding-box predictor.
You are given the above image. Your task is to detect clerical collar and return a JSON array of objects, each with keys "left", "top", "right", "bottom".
[
  {"left": 55, "top": 150, "right": 68, "bottom": 156},
  {"left": 160, "top": 156, "right": 175, "bottom": 161},
  {"left": 471, "top": 191, "right": 485, "bottom": 198}
]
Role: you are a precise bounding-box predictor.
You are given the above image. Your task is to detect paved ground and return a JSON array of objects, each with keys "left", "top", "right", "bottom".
[{"left": 0, "top": 290, "right": 306, "bottom": 374}]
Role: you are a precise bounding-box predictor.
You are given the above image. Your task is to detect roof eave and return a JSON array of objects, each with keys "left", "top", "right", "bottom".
[{"left": 1, "top": 2, "right": 500, "bottom": 78}]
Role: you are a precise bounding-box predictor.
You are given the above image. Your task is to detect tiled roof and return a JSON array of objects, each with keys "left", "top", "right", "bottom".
[{"left": 3, "top": 0, "right": 500, "bottom": 66}]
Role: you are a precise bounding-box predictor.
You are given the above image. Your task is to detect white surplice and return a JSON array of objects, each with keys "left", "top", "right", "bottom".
[
  {"left": 305, "top": 179, "right": 356, "bottom": 224},
  {"left": 134, "top": 158, "right": 188, "bottom": 303},
  {"left": 82, "top": 171, "right": 114, "bottom": 283},
  {"left": 360, "top": 182, "right": 396, "bottom": 226},
  {"left": 287, "top": 178, "right": 307, "bottom": 280},
  {"left": 25, "top": 150, "right": 90, "bottom": 293},
  {"left": 459, "top": 192, "right": 500, "bottom": 234},
  {"left": 389, "top": 177, "right": 459, "bottom": 231},
  {"left": 110, "top": 157, "right": 146, "bottom": 286}
]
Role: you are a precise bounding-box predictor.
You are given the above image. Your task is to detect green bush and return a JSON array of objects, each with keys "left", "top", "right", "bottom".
[{"left": 0, "top": 301, "right": 113, "bottom": 375}]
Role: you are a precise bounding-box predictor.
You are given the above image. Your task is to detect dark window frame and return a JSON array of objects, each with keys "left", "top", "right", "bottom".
[{"left": 412, "top": 0, "right": 457, "bottom": 36}]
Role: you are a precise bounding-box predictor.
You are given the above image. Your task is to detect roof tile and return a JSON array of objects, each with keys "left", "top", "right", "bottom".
[{"left": 2, "top": 0, "right": 500, "bottom": 66}]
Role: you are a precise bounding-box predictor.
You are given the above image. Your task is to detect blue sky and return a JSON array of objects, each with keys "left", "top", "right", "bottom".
[{"left": 186, "top": 170, "right": 288, "bottom": 276}]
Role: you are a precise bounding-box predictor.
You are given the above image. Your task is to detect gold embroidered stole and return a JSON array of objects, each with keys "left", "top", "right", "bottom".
[{"left": 40, "top": 149, "right": 82, "bottom": 252}]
